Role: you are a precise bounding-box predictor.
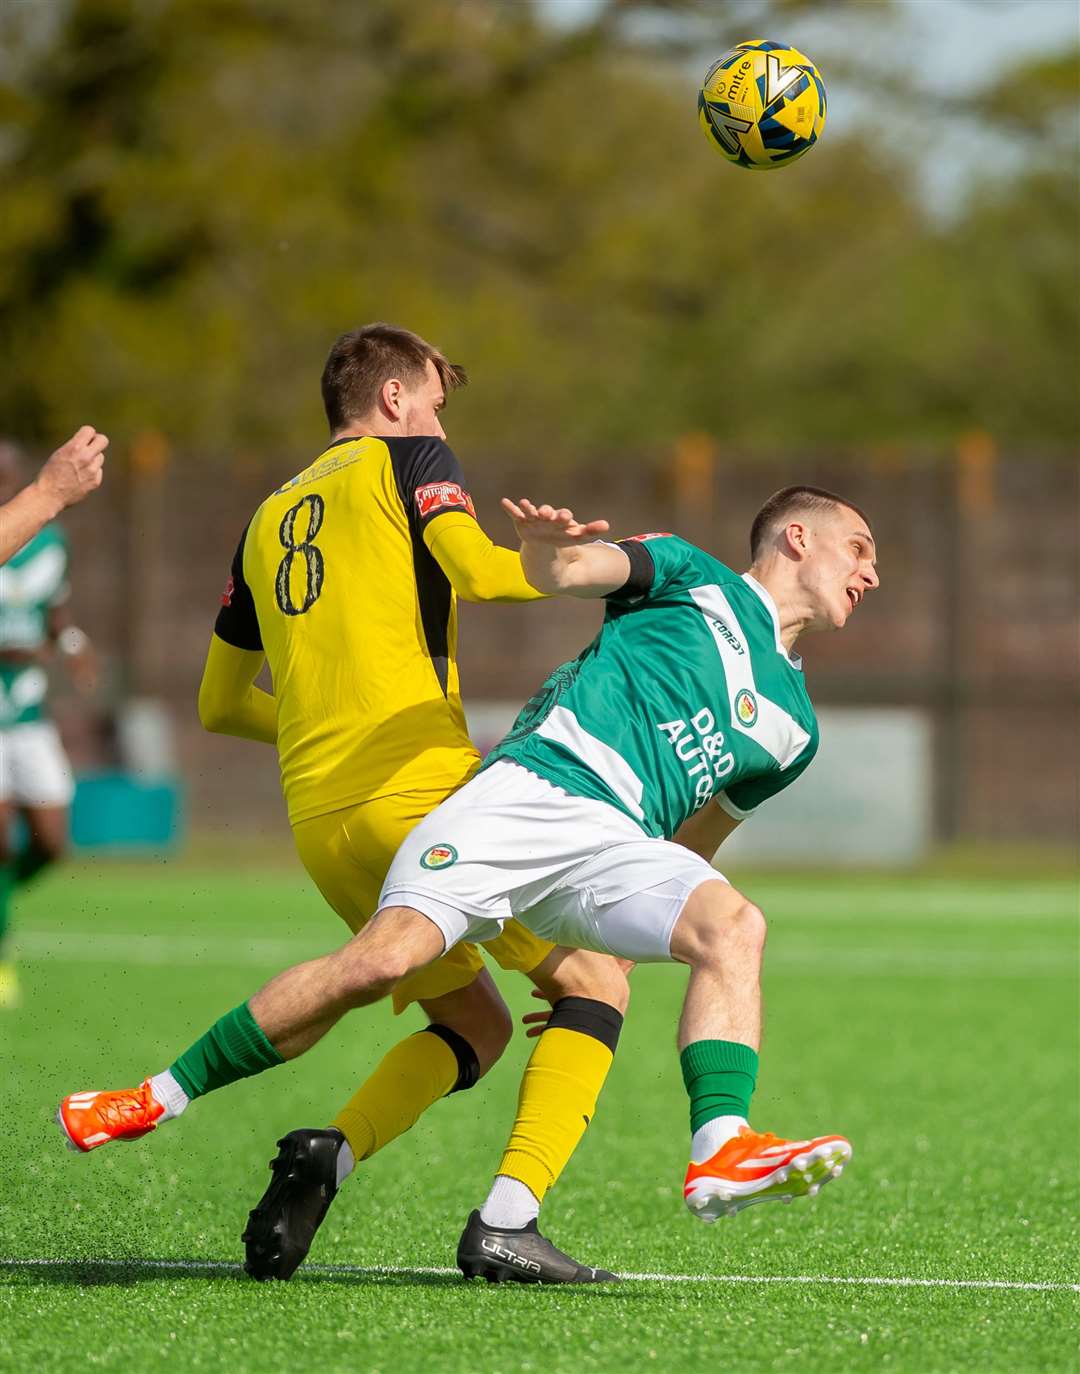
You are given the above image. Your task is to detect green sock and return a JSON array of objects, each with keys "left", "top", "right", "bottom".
[
  {"left": 0, "top": 864, "right": 14, "bottom": 951},
  {"left": 170, "top": 1001, "right": 284, "bottom": 1100},
  {"left": 680, "top": 1039, "right": 759, "bottom": 1131}
]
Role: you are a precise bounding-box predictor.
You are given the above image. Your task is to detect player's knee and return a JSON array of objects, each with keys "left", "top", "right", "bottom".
[
  {"left": 421, "top": 1016, "right": 504, "bottom": 1092},
  {"left": 571, "top": 957, "right": 629, "bottom": 1016},
  {"left": 530, "top": 948, "right": 631, "bottom": 1016},
  {"left": 418, "top": 971, "right": 513, "bottom": 1076},
  {"left": 438, "top": 989, "right": 513, "bottom": 1075},
  {"left": 730, "top": 898, "right": 767, "bottom": 956},
  {"left": 333, "top": 947, "right": 413, "bottom": 1006},
  {"left": 673, "top": 886, "right": 766, "bottom": 968},
  {"left": 335, "top": 906, "right": 447, "bottom": 1005},
  {"left": 567, "top": 962, "right": 630, "bottom": 1016},
  {"left": 471, "top": 999, "right": 513, "bottom": 1073},
  {"left": 342, "top": 968, "right": 398, "bottom": 1007}
]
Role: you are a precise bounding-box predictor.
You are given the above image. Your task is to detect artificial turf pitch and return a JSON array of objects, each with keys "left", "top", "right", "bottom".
[{"left": 1, "top": 863, "right": 1076, "bottom": 1373}]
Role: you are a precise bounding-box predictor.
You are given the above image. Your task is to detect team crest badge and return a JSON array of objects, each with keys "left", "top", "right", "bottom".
[
  {"left": 735, "top": 689, "right": 758, "bottom": 727},
  {"left": 420, "top": 844, "right": 458, "bottom": 871}
]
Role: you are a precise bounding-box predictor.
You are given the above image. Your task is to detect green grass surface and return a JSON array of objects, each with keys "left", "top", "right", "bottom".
[{"left": 1, "top": 864, "right": 1077, "bottom": 1373}]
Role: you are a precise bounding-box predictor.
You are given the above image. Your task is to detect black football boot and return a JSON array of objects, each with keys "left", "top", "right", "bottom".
[
  {"left": 242, "top": 1128, "right": 346, "bottom": 1280},
  {"left": 456, "top": 1209, "right": 619, "bottom": 1284}
]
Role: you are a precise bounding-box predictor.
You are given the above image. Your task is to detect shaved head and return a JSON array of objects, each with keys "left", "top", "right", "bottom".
[{"left": 750, "top": 485, "right": 871, "bottom": 562}]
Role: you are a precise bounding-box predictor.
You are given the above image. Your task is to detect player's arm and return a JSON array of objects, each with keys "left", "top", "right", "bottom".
[
  {"left": 501, "top": 498, "right": 626, "bottom": 597},
  {"left": 0, "top": 485, "right": 61, "bottom": 566},
  {"left": 401, "top": 438, "right": 544, "bottom": 602},
  {"left": 0, "top": 427, "right": 107, "bottom": 564},
  {"left": 197, "top": 634, "right": 277, "bottom": 744},
  {"left": 424, "top": 512, "right": 546, "bottom": 603},
  {"left": 674, "top": 803, "right": 742, "bottom": 862},
  {"left": 199, "top": 526, "right": 276, "bottom": 745}
]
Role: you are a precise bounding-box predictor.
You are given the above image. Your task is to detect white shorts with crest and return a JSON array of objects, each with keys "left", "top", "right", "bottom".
[{"left": 378, "top": 759, "right": 724, "bottom": 963}]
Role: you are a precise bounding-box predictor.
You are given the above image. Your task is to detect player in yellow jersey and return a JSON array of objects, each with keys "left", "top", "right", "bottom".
[{"left": 57, "top": 325, "right": 629, "bottom": 1284}]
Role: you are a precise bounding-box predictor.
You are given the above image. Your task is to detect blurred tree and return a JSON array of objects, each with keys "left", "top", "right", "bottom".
[{"left": 0, "top": 0, "right": 1075, "bottom": 461}]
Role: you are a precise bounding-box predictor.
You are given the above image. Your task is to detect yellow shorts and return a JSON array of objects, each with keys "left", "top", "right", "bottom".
[{"left": 292, "top": 785, "right": 555, "bottom": 1013}]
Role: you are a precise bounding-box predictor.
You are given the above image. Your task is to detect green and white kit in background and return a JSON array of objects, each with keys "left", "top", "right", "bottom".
[
  {"left": 0, "top": 525, "right": 75, "bottom": 807},
  {"left": 381, "top": 535, "right": 820, "bottom": 961}
]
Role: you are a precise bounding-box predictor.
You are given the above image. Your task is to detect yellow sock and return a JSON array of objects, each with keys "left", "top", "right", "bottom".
[
  {"left": 497, "top": 998, "right": 624, "bottom": 1202},
  {"left": 332, "top": 1029, "right": 459, "bottom": 1161}
]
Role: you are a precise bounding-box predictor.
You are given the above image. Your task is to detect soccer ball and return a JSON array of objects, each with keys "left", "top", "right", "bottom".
[{"left": 698, "top": 39, "right": 826, "bottom": 170}]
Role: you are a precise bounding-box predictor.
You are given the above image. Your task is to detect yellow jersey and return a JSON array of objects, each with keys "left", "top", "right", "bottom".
[{"left": 215, "top": 435, "right": 487, "bottom": 824}]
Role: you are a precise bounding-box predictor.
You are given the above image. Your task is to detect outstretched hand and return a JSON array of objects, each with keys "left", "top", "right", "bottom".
[
  {"left": 501, "top": 497, "right": 610, "bottom": 546},
  {"left": 37, "top": 426, "right": 108, "bottom": 512}
]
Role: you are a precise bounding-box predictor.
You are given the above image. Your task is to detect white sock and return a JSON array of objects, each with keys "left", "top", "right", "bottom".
[
  {"left": 149, "top": 1069, "right": 190, "bottom": 1123},
  {"left": 480, "top": 1174, "right": 540, "bottom": 1230},
  {"left": 334, "top": 1138, "right": 356, "bottom": 1188},
  {"left": 691, "top": 1115, "right": 748, "bottom": 1163}
]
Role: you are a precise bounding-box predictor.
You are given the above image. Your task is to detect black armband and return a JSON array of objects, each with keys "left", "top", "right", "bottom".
[{"left": 611, "top": 539, "right": 655, "bottom": 602}]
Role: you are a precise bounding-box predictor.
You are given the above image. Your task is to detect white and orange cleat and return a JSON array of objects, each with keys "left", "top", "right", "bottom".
[
  {"left": 55, "top": 1079, "right": 165, "bottom": 1153},
  {"left": 684, "top": 1127, "right": 852, "bottom": 1222}
]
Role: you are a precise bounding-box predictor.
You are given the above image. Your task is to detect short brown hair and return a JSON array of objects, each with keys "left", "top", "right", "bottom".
[
  {"left": 320, "top": 323, "right": 467, "bottom": 431},
  {"left": 750, "top": 485, "right": 871, "bottom": 561}
]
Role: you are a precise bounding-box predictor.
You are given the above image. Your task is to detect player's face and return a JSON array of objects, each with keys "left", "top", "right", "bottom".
[
  {"left": 400, "top": 360, "right": 448, "bottom": 439},
  {"left": 801, "top": 507, "right": 879, "bottom": 631}
]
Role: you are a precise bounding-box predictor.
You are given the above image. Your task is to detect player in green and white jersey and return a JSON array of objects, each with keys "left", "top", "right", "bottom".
[
  {"left": 387, "top": 487, "right": 876, "bottom": 1272},
  {"left": 0, "top": 442, "right": 97, "bottom": 1007},
  {"left": 56, "top": 485, "right": 878, "bottom": 1283}
]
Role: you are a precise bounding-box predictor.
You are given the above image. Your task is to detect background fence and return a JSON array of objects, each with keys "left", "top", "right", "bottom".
[{"left": 52, "top": 440, "right": 1079, "bottom": 849}]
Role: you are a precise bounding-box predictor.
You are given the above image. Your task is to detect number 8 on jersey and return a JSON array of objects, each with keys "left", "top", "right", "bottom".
[{"left": 275, "top": 494, "right": 325, "bottom": 617}]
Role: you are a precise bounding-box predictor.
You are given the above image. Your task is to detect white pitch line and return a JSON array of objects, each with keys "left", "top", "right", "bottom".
[
  {"left": 14, "top": 931, "right": 315, "bottom": 967},
  {"left": 12, "top": 931, "right": 1073, "bottom": 978},
  {"left": 615, "top": 1272, "right": 1080, "bottom": 1292},
  {"left": 1, "top": 1257, "right": 1076, "bottom": 1292}
]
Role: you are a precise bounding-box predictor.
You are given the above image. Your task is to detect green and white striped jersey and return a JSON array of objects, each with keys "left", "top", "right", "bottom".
[
  {"left": 486, "top": 533, "right": 818, "bottom": 840},
  {"left": 0, "top": 523, "right": 69, "bottom": 728}
]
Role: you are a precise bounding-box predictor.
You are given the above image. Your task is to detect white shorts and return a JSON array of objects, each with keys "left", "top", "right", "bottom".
[
  {"left": 379, "top": 760, "right": 725, "bottom": 963},
  {"left": 0, "top": 721, "right": 75, "bottom": 808}
]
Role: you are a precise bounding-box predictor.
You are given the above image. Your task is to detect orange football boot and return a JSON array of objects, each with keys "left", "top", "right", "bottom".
[
  {"left": 55, "top": 1079, "right": 165, "bottom": 1153},
  {"left": 684, "top": 1126, "right": 852, "bottom": 1222}
]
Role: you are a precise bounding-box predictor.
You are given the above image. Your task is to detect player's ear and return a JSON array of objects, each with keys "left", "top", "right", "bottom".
[
  {"left": 783, "top": 521, "right": 809, "bottom": 559},
  {"left": 381, "top": 377, "right": 403, "bottom": 420}
]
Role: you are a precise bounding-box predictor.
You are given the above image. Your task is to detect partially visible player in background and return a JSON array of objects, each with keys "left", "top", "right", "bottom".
[
  {"left": 57, "top": 325, "right": 630, "bottom": 1284},
  {"left": 0, "top": 439, "right": 98, "bottom": 1008},
  {"left": 0, "top": 426, "right": 107, "bottom": 564}
]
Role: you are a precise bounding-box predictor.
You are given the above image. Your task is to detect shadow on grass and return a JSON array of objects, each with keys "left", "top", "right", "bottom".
[
  {"left": 0, "top": 1259, "right": 630, "bottom": 1298},
  {"left": 0, "top": 1259, "right": 454, "bottom": 1289}
]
